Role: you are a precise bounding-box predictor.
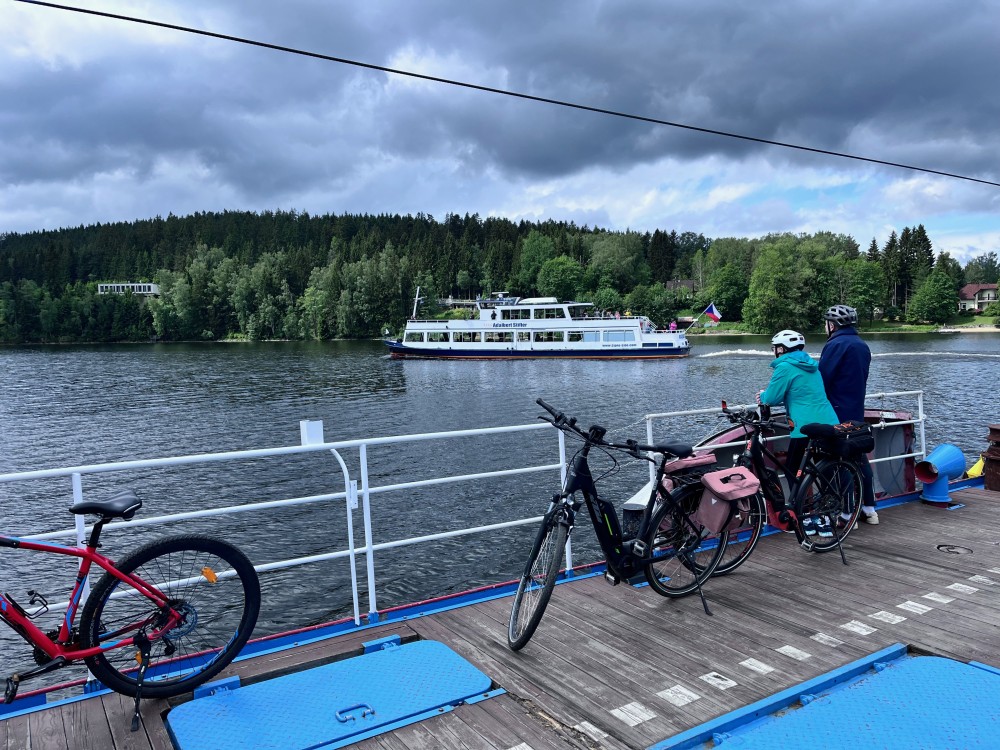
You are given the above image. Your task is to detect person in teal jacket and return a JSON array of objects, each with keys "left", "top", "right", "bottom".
[{"left": 758, "top": 329, "right": 839, "bottom": 536}]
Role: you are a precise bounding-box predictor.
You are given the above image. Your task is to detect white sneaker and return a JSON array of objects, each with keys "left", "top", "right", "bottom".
[{"left": 863, "top": 510, "right": 880, "bottom": 525}]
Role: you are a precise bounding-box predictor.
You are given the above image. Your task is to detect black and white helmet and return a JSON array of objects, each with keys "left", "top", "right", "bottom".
[
  {"left": 823, "top": 304, "right": 858, "bottom": 326},
  {"left": 771, "top": 330, "right": 805, "bottom": 349}
]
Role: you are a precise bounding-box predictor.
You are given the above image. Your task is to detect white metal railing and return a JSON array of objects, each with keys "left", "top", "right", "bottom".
[
  {"left": 0, "top": 421, "right": 565, "bottom": 627},
  {"left": 0, "top": 390, "right": 925, "bottom": 633},
  {"left": 642, "top": 390, "right": 926, "bottom": 483}
]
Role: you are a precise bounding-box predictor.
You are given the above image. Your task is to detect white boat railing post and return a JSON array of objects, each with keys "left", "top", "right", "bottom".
[
  {"left": 646, "top": 419, "right": 656, "bottom": 484},
  {"left": 326, "top": 447, "right": 360, "bottom": 626},
  {"left": 556, "top": 429, "right": 574, "bottom": 573},
  {"left": 358, "top": 443, "right": 378, "bottom": 621}
]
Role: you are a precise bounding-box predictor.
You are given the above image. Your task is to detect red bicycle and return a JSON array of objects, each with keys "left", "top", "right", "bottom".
[{"left": 0, "top": 489, "right": 260, "bottom": 730}]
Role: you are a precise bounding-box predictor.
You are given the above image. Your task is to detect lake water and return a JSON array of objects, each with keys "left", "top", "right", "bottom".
[{"left": 1, "top": 332, "right": 998, "bottom": 684}]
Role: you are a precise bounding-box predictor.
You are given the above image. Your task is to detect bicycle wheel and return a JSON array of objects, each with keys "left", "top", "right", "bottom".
[
  {"left": 793, "top": 458, "right": 863, "bottom": 553},
  {"left": 80, "top": 535, "right": 261, "bottom": 698},
  {"left": 712, "top": 490, "right": 766, "bottom": 576},
  {"left": 642, "top": 486, "right": 728, "bottom": 597},
  {"left": 507, "top": 512, "right": 568, "bottom": 651}
]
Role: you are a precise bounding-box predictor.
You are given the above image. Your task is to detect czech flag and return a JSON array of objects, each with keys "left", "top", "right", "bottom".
[{"left": 704, "top": 302, "right": 722, "bottom": 322}]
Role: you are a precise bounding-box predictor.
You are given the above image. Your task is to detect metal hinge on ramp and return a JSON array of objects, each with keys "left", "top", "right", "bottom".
[{"left": 166, "top": 638, "right": 498, "bottom": 750}]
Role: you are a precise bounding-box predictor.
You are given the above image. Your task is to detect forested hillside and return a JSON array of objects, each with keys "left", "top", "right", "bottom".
[{"left": 0, "top": 210, "right": 996, "bottom": 343}]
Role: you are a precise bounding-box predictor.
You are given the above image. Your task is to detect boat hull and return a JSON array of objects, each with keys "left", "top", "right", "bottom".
[{"left": 385, "top": 341, "right": 690, "bottom": 359}]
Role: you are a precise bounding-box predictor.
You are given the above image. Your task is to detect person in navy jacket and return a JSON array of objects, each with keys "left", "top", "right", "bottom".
[{"left": 818, "top": 305, "right": 878, "bottom": 524}]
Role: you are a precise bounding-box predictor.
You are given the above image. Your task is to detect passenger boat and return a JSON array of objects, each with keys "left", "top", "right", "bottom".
[{"left": 385, "top": 292, "right": 690, "bottom": 359}]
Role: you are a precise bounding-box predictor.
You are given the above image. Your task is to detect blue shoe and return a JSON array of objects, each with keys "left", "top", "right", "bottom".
[
  {"left": 801, "top": 517, "right": 818, "bottom": 536},
  {"left": 816, "top": 517, "right": 833, "bottom": 538}
]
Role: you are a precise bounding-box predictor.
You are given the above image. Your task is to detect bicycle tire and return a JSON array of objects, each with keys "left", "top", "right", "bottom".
[
  {"left": 642, "top": 485, "right": 728, "bottom": 597},
  {"left": 712, "top": 490, "right": 766, "bottom": 576},
  {"left": 80, "top": 535, "right": 261, "bottom": 698},
  {"left": 507, "top": 513, "right": 568, "bottom": 651},
  {"left": 793, "top": 458, "right": 864, "bottom": 553}
]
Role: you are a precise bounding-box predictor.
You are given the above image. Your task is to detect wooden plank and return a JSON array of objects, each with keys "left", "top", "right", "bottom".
[
  {"left": 4, "top": 713, "right": 31, "bottom": 750},
  {"left": 27, "top": 704, "right": 68, "bottom": 750},
  {"left": 59, "top": 697, "right": 117, "bottom": 750}
]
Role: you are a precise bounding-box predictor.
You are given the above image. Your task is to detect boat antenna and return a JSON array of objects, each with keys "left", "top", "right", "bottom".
[{"left": 411, "top": 286, "right": 423, "bottom": 319}]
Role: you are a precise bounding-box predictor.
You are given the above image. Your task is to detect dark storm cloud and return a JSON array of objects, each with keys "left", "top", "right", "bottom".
[{"left": 2, "top": 0, "right": 999, "bottom": 235}]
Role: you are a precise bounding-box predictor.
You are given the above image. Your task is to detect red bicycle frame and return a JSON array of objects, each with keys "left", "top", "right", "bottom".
[{"left": 0, "top": 534, "right": 181, "bottom": 662}]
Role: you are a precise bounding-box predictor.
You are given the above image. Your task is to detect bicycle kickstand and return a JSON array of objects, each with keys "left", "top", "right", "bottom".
[
  {"left": 130, "top": 633, "right": 152, "bottom": 732},
  {"left": 833, "top": 523, "right": 849, "bottom": 567},
  {"left": 685, "top": 552, "right": 713, "bottom": 617}
]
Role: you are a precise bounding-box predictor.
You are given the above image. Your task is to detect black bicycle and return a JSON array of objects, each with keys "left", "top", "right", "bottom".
[
  {"left": 711, "top": 403, "right": 866, "bottom": 575},
  {"left": 507, "top": 399, "right": 730, "bottom": 651}
]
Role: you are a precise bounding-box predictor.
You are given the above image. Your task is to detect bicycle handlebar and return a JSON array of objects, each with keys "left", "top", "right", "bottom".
[
  {"left": 536, "top": 398, "right": 667, "bottom": 459},
  {"left": 720, "top": 401, "right": 781, "bottom": 431}
]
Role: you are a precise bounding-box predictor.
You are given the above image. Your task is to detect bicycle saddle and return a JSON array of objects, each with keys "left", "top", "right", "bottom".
[
  {"left": 657, "top": 442, "right": 693, "bottom": 458},
  {"left": 70, "top": 489, "right": 143, "bottom": 520}
]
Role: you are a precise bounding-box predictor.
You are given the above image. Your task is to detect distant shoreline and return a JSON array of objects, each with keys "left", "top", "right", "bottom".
[{"left": 688, "top": 325, "right": 999, "bottom": 337}]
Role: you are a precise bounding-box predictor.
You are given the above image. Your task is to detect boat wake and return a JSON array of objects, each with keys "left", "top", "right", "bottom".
[
  {"left": 872, "top": 351, "right": 1000, "bottom": 359},
  {"left": 697, "top": 349, "right": 771, "bottom": 358}
]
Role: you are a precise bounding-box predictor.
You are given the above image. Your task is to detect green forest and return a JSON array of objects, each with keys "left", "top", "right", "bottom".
[{"left": 0, "top": 210, "right": 997, "bottom": 344}]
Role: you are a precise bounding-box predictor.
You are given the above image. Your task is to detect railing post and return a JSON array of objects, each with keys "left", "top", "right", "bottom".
[
  {"left": 72, "top": 473, "right": 88, "bottom": 587},
  {"left": 556, "top": 430, "right": 574, "bottom": 573},
  {"left": 358, "top": 444, "right": 378, "bottom": 621},
  {"left": 646, "top": 416, "right": 656, "bottom": 483},
  {"left": 917, "top": 391, "right": 927, "bottom": 459}
]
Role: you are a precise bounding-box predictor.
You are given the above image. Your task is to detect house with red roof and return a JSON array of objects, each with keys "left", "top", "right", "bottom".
[{"left": 958, "top": 283, "right": 999, "bottom": 311}]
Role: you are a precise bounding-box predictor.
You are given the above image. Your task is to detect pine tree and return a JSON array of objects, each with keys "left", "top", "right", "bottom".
[{"left": 866, "top": 238, "right": 880, "bottom": 262}]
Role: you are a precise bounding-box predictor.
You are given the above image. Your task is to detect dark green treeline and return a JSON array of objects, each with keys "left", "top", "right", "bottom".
[{"left": 0, "top": 210, "right": 995, "bottom": 344}]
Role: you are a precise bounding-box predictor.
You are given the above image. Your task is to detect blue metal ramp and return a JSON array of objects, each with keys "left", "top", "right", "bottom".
[
  {"left": 167, "top": 638, "right": 495, "bottom": 750},
  {"left": 654, "top": 644, "right": 1000, "bottom": 749}
]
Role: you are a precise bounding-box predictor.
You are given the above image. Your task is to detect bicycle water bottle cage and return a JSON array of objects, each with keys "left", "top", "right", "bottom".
[{"left": 69, "top": 490, "right": 142, "bottom": 520}]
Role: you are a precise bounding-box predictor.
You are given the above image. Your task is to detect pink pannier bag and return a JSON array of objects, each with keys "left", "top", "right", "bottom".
[
  {"left": 693, "top": 467, "right": 761, "bottom": 534},
  {"left": 659, "top": 452, "right": 717, "bottom": 494}
]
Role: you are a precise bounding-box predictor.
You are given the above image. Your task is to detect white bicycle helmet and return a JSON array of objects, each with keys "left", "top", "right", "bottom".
[{"left": 771, "top": 329, "right": 805, "bottom": 349}]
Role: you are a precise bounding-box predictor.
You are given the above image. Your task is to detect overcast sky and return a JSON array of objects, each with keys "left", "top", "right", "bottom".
[{"left": 3, "top": 0, "right": 999, "bottom": 262}]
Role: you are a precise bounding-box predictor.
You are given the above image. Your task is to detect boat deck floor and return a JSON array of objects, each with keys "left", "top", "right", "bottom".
[{"left": 6, "top": 486, "right": 1000, "bottom": 750}]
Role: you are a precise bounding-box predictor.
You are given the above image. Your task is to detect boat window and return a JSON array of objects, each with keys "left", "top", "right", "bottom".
[
  {"left": 484, "top": 332, "right": 514, "bottom": 343},
  {"left": 501, "top": 309, "right": 531, "bottom": 320},
  {"left": 404, "top": 331, "right": 425, "bottom": 343},
  {"left": 453, "top": 332, "right": 481, "bottom": 343},
  {"left": 535, "top": 308, "right": 566, "bottom": 319},
  {"left": 604, "top": 330, "right": 635, "bottom": 342},
  {"left": 533, "top": 331, "right": 565, "bottom": 343},
  {"left": 568, "top": 331, "right": 601, "bottom": 342},
  {"left": 517, "top": 332, "right": 530, "bottom": 342},
  {"left": 427, "top": 332, "right": 448, "bottom": 342}
]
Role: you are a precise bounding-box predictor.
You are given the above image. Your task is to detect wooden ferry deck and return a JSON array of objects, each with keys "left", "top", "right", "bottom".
[{"left": 5, "top": 486, "right": 999, "bottom": 749}]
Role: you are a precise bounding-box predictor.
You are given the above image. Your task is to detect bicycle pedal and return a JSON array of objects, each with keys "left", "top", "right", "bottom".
[
  {"left": 800, "top": 539, "right": 814, "bottom": 552},
  {"left": 604, "top": 571, "right": 620, "bottom": 586},
  {"left": 625, "top": 539, "right": 648, "bottom": 557},
  {"left": 4, "top": 677, "right": 18, "bottom": 704}
]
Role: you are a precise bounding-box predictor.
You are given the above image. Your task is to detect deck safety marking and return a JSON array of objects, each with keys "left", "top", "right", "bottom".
[
  {"left": 657, "top": 685, "right": 701, "bottom": 707},
  {"left": 775, "top": 645, "right": 811, "bottom": 661},
  {"left": 699, "top": 672, "right": 738, "bottom": 690},
  {"left": 870, "top": 611, "right": 907, "bottom": 624},
  {"left": 969, "top": 575, "right": 996, "bottom": 585},
  {"left": 989, "top": 568, "right": 1000, "bottom": 575},
  {"left": 574, "top": 722, "right": 608, "bottom": 740},
  {"left": 740, "top": 658, "right": 775, "bottom": 675},
  {"left": 840, "top": 620, "right": 877, "bottom": 635},
  {"left": 506, "top": 744, "right": 533, "bottom": 750},
  {"left": 811, "top": 633, "right": 844, "bottom": 647},
  {"left": 948, "top": 583, "right": 979, "bottom": 594},
  {"left": 610, "top": 701, "right": 657, "bottom": 726},
  {"left": 897, "top": 601, "right": 933, "bottom": 614},
  {"left": 923, "top": 592, "right": 955, "bottom": 604}
]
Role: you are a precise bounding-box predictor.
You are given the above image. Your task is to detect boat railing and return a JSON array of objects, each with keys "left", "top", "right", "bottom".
[
  {"left": 0, "top": 390, "right": 923, "bottom": 641},
  {"left": 641, "top": 389, "right": 926, "bottom": 483}
]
